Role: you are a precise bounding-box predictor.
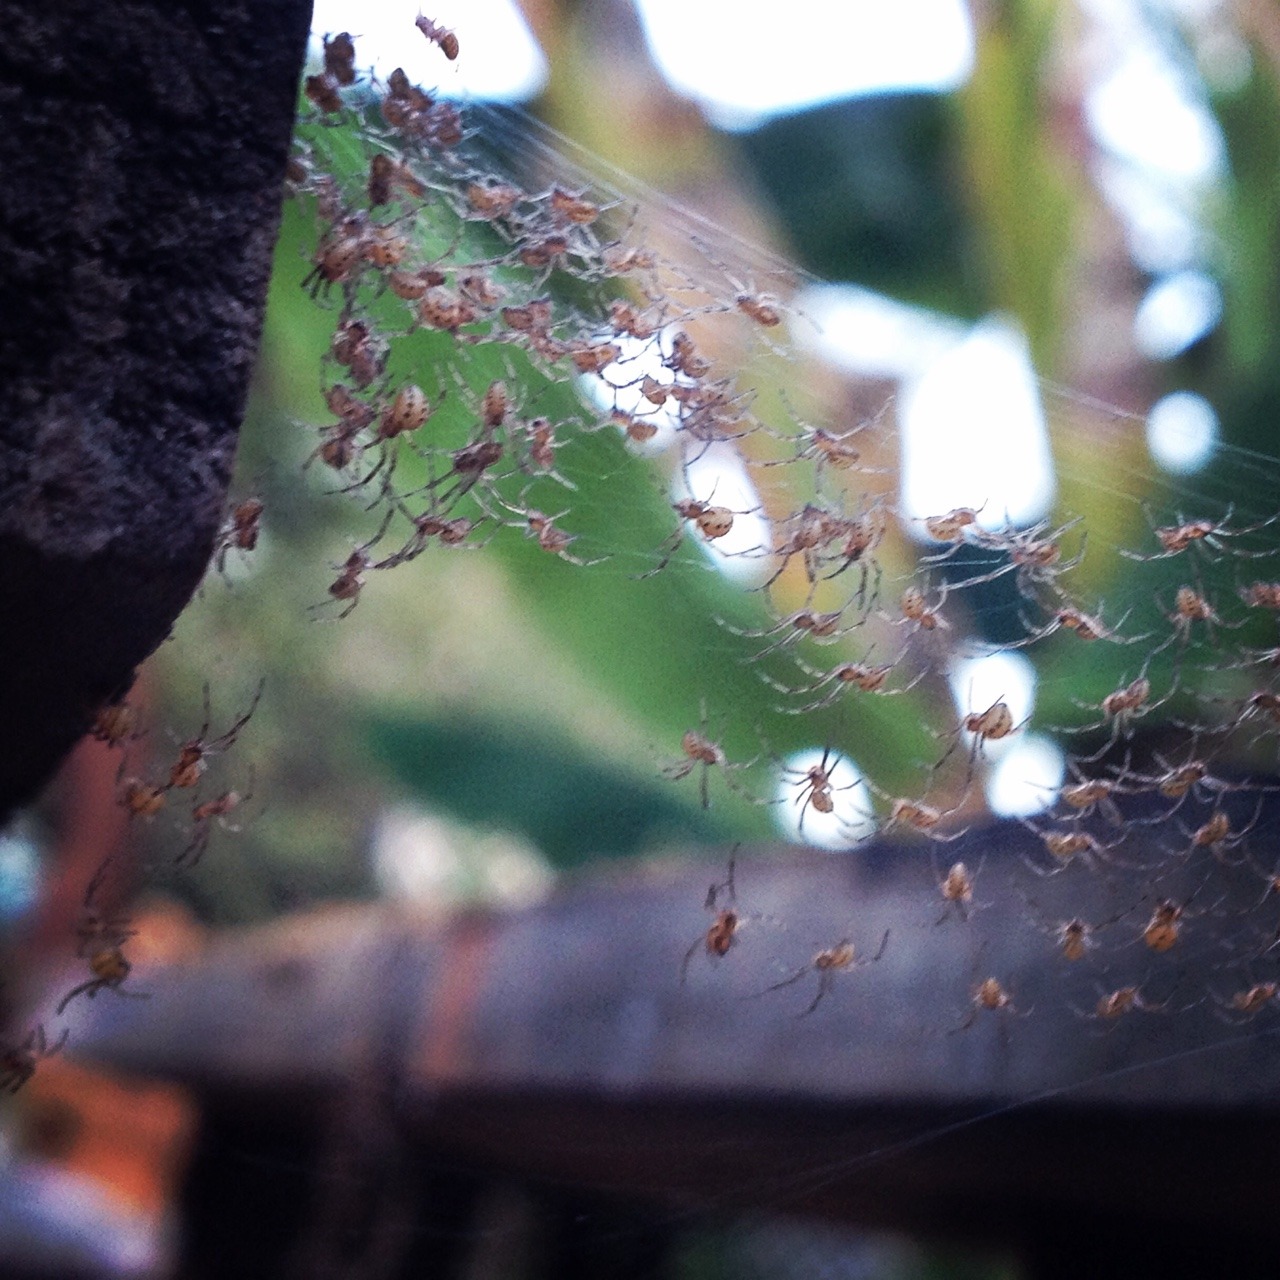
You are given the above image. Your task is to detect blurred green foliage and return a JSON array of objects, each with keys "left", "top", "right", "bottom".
[{"left": 146, "top": 1, "right": 1280, "bottom": 923}]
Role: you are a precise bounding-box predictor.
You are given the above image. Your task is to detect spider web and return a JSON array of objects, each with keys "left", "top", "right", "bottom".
[
  {"left": 265, "top": 36, "right": 1280, "bottom": 1067},
  {"left": 54, "top": 24, "right": 1280, "bottom": 1266}
]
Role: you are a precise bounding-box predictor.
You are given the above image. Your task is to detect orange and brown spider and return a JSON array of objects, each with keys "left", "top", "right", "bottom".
[
  {"left": 662, "top": 703, "right": 756, "bottom": 809},
  {"left": 323, "top": 31, "right": 357, "bottom": 85},
  {"left": 1, "top": 1025, "right": 69, "bottom": 1094},
  {"left": 1121, "top": 506, "right": 1280, "bottom": 563},
  {"left": 1185, "top": 796, "right": 1264, "bottom": 862},
  {"left": 1052, "top": 917, "right": 1094, "bottom": 962},
  {"left": 776, "top": 746, "right": 851, "bottom": 832},
  {"left": 324, "top": 550, "right": 372, "bottom": 618},
  {"left": 1214, "top": 982, "right": 1279, "bottom": 1021},
  {"left": 922, "top": 505, "right": 983, "bottom": 547},
  {"left": 167, "top": 680, "right": 264, "bottom": 790},
  {"left": 681, "top": 857, "right": 747, "bottom": 981},
  {"left": 759, "top": 930, "right": 889, "bottom": 1016},
  {"left": 118, "top": 775, "right": 166, "bottom": 819},
  {"left": 210, "top": 496, "right": 266, "bottom": 577},
  {"left": 637, "top": 496, "right": 746, "bottom": 579},
  {"left": 953, "top": 976, "right": 1020, "bottom": 1032},
  {"left": 414, "top": 15, "right": 459, "bottom": 59},
  {"left": 1075, "top": 985, "right": 1167, "bottom": 1022},
  {"left": 735, "top": 292, "right": 782, "bottom": 327},
  {"left": 897, "top": 584, "right": 948, "bottom": 632},
  {"left": 58, "top": 869, "right": 148, "bottom": 1017},
  {"left": 91, "top": 698, "right": 142, "bottom": 749},
  {"left": 179, "top": 770, "right": 255, "bottom": 867},
  {"left": 935, "top": 858, "right": 979, "bottom": 922},
  {"left": 56, "top": 942, "right": 148, "bottom": 1015}
]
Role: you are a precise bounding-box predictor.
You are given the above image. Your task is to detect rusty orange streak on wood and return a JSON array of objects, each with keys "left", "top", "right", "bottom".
[{"left": 415, "top": 913, "right": 497, "bottom": 1085}]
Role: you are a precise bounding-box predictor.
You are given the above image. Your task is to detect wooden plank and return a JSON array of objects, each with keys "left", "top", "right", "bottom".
[{"left": 62, "top": 811, "right": 1280, "bottom": 1241}]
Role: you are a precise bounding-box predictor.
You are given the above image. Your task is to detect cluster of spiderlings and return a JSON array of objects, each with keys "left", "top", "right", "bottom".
[
  {"left": 96, "top": 682, "right": 260, "bottom": 869},
  {"left": 0, "top": 673, "right": 266, "bottom": 1092},
  {"left": 278, "top": 27, "right": 1280, "bottom": 1033}
]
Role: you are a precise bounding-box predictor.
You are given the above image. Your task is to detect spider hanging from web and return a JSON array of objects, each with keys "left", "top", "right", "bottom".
[{"left": 756, "top": 929, "right": 889, "bottom": 1016}]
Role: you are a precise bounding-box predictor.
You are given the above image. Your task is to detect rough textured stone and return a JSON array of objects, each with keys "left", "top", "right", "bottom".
[{"left": 0, "top": 1, "right": 313, "bottom": 817}]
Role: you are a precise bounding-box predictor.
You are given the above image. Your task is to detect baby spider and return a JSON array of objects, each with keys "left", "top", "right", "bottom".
[
  {"left": 637, "top": 495, "right": 751, "bottom": 580},
  {"left": 75, "top": 862, "right": 136, "bottom": 957},
  {"left": 1068, "top": 670, "right": 1169, "bottom": 762},
  {"left": 735, "top": 291, "right": 783, "bottom": 327},
  {"left": 91, "top": 698, "right": 142, "bottom": 748},
  {"left": 662, "top": 703, "right": 757, "bottom": 809},
  {"left": 821, "top": 506, "right": 889, "bottom": 602},
  {"left": 1213, "top": 982, "right": 1278, "bottom": 1022},
  {"left": 1120, "top": 507, "right": 1279, "bottom": 563},
  {"left": 1, "top": 1025, "right": 69, "bottom": 1094},
  {"left": 774, "top": 746, "right": 860, "bottom": 833},
  {"left": 932, "top": 696, "right": 1025, "bottom": 797},
  {"left": 178, "top": 771, "right": 254, "bottom": 867},
  {"left": 876, "top": 792, "right": 967, "bottom": 845},
  {"left": 761, "top": 414, "right": 874, "bottom": 481},
  {"left": 917, "top": 504, "right": 985, "bottom": 556},
  {"left": 718, "top": 604, "right": 855, "bottom": 662},
  {"left": 325, "top": 549, "right": 370, "bottom": 618},
  {"left": 933, "top": 858, "right": 982, "bottom": 922},
  {"left": 963, "top": 516, "right": 1086, "bottom": 600},
  {"left": 681, "top": 857, "right": 746, "bottom": 981},
  {"left": 894, "top": 583, "right": 949, "bottom": 633},
  {"left": 758, "top": 503, "right": 845, "bottom": 591},
  {"left": 1074, "top": 985, "right": 1166, "bottom": 1023},
  {"left": 1137, "top": 898, "right": 1192, "bottom": 954},
  {"left": 1057, "top": 772, "right": 1123, "bottom": 824},
  {"left": 414, "top": 14, "right": 459, "bottom": 59},
  {"left": 56, "top": 939, "right": 149, "bottom": 1015},
  {"left": 759, "top": 930, "right": 889, "bottom": 1016},
  {"left": 1123, "top": 748, "right": 1236, "bottom": 817},
  {"left": 761, "top": 651, "right": 925, "bottom": 716},
  {"left": 953, "top": 976, "right": 1020, "bottom": 1033},
  {"left": 1021, "top": 826, "right": 1123, "bottom": 877},
  {"left": 323, "top": 31, "right": 357, "bottom": 85},
  {"left": 1051, "top": 917, "right": 1096, "bottom": 963},
  {"left": 519, "top": 507, "right": 606, "bottom": 567},
  {"left": 1242, "top": 581, "right": 1280, "bottom": 611},
  {"left": 212, "top": 496, "right": 264, "bottom": 576},
  {"left": 117, "top": 774, "right": 166, "bottom": 819},
  {"left": 167, "top": 679, "right": 265, "bottom": 790},
  {"left": 1185, "top": 796, "right": 1264, "bottom": 863}
]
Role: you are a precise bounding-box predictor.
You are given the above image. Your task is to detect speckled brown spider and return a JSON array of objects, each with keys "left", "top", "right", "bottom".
[
  {"left": 681, "top": 856, "right": 750, "bottom": 982},
  {"left": 758, "top": 930, "right": 889, "bottom": 1016},
  {"left": 1, "top": 1025, "right": 69, "bottom": 1094},
  {"left": 662, "top": 702, "right": 758, "bottom": 808},
  {"left": 167, "top": 679, "right": 264, "bottom": 790}
]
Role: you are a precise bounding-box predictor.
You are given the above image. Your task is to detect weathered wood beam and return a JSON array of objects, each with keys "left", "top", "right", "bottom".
[{"left": 65, "top": 818, "right": 1280, "bottom": 1252}]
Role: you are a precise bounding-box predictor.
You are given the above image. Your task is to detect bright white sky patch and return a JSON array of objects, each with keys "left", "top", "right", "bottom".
[
  {"left": 899, "top": 317, "right": 1055, "bottom": 531},
  {"left": 310, "top": 0, "right": 547, "bottom": 101},
  {"left": 1134, "top": 270, "right": 1222, "bottom": 359},
  {"left": 793, "top": 283, "right": 967, "bottom": 382},
  {"left": 634, "top": 0, "right": 974, "bottom": 130},
  {"left": 986, "top": 734, "right": 1066, "bottom": 817},
  {"left": 773, "top": 748, "right": 876, "bottom": 850},
  {"left": 1092, "top": 158, "right": 1204, "bottom": 274},
  {"left": 1085, "top": 46, "right": 1225, "bottom": 182},
  {"left": 1146, "top": 390, "right": 1219, "bottom": 474}
]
